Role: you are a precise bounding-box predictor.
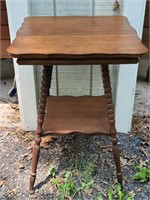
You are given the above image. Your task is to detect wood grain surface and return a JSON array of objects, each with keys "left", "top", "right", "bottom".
[
  {"left": 7, "top": 16, "right": 147, "bottom": 59},
  {"left": 43, "top": 96, "right": 110, "bottom": 135},
  {"left": 0, "top": 0, "right": 10, "bottom": 58}
]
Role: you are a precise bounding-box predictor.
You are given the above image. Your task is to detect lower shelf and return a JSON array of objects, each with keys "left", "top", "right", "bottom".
[{"left": 43, "top": 96, "right": 110, "bottom": 135}]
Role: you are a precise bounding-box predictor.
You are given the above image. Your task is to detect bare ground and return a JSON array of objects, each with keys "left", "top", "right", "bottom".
[{"left": 0, "top": 79, "right": 149, "bottom": 200}]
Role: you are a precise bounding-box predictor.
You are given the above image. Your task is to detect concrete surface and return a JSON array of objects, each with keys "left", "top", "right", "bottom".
[
  {"left": 0, "top": 78, "right": 19, "bottom": 128},
  {"left": 134, "top": 78, "right": 150, "bottom": 115},
  {"left": 138, "top": 59, "right": 149, "bottom": 80},
  {"left": 0, "top": 59, "right": 14, "bottom": 79}
]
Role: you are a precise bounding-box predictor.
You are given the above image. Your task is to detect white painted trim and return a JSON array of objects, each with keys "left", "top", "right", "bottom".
[
  {"left": 6, "top": 0, "right": 37, "bottom": 130},
  {"left": 115, "top": 0, "right": 146, "bottom": 133}
]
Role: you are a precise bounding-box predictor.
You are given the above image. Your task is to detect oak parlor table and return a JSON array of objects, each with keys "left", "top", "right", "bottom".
[{"left": 7, "top": 16, "right": 147, "bottom": 193}]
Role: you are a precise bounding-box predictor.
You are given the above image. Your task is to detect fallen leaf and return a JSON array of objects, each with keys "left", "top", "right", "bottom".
[
  {"left": 139, "top": 160, "right": 148, "bottom": 167},
  {"left": 41, "top": 136, "right": 57, "bottom": 149},
  {"left": 21, "top": 152, "right": 33, "bottom": 160},
  {"left": 120, "top": 158, "right": 129, "bottom": 166},
  {"left": 139, "top": 147, "right": 149, "bottom": 157},
  {"left": 21, "top": 152, "right": 30, "bottom": 158},
  {"left": 140, "top": 141, "right": 150, "bottom": 147},
  {"left": 84, "top": 188, "right": 93, "bottom": 195},
  {"left": 101, "top": 145, "right": 112, "bottom": 152},
  {"left": 27, "top": 136, "right": 57, "bottom": 149},
  {"left": 28, "top": 140, "right": 35, "bottom": 149},
  {"left": 135, "top": 187, "right": 142, "bottom": 193},
  {"left": 26, "top": 152, "right": 33, "bottom": 160},
  {"left": 129, "top": 190, "right": 136, "bottom": 198},
  {"left": 0, "top": 180, "right": 5, "bottom": 187},
  {"left": 12, "top": 188, "right": 17, "bottom": 195},
  {"left": 16, "top": 161, "right": 25, "bottom": 169},
  {"left": 14, "top": 137, "right": 19, "bottom": 143},
  {"left": 93, "top": 185, "right": 107, "bottom": 197},
  {"left": 131, "top": 114, "right": 150, "bottom": 134},
  {"left": 42, "top": 135, "right": 56, "bottom": 143},
  {"left": 40, "top": 142, "right": 51, "bottom": 149}
]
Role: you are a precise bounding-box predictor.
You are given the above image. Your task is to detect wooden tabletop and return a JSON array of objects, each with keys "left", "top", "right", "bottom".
[{"left": 7, "top": 16, "right": 147, "bottom": 59}]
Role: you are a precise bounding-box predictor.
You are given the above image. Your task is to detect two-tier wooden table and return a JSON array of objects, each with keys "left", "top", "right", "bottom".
[{"left": 7, "top": 16, "right": 147, "bottom": 193}]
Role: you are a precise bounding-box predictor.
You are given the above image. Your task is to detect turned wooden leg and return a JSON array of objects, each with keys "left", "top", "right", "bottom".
[
  {"left": 29, "top": 65, "right": 53, "bottom": 194},
  {"left": 101, "top": 65, "right": 123, "bottom": 189},
  {"left": 112, "top": 137, "right": 123, "bottom": 187}
]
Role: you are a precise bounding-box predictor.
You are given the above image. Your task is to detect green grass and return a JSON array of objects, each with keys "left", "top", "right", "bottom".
[
  {"left": 48, "top": 158, "right": 150, "bottom": 199},
  {"left": 132, "top": 165, "right": 150, "bottom": 183},
  {"left": 49, "top": 154, "right": 95, "bottom": 199},
  {"left": 107, "top": 183, "right": 135, "bottom": 200}
]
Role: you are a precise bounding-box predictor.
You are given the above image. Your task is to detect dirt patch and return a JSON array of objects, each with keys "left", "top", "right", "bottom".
[{"left": 0, "top": 103, "right": 149, "bottom": 200}]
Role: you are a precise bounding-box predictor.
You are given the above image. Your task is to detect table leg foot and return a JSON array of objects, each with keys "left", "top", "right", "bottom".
[
  {"left": 29, "top": 136, "right": 41, "bottom": 193},
  {"left": 112, "top": 137, "right": 123, "bottom": 190},
  {"left": 29, "top": 173, "right": 36, "bottom": 194},
  {"left": 29, "top": 187, "right": 35, "bottom": 195}
]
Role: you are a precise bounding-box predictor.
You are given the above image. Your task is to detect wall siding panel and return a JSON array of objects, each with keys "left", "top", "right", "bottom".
[
  {"left": 28, "top": 0, "right": 121, "bottom": 98},
  {"left": 95, "top": 0, "right": 123, "bottom": 16},
  {"left": 56, "top": 0, "right": 93, "bottom": 16}
]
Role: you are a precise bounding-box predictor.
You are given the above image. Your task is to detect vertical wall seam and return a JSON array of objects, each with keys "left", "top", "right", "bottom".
[
  {"left": 90, "top": 0, "right": 95, "bottom": 95},
  {"left": 53, "top": 0, "right": 59, "bottom": 96},
  {"left": 27, "top": 0, "right": 31, "bottom": 16},
  {"left": 27, "top": 0, "right": 39, "bottom": 107},
  {"left": 53, "top": 0, "right": 56, "bottom": 16},
  {"left": 92, "top": 0, "right": 95, "bottom": 16}
]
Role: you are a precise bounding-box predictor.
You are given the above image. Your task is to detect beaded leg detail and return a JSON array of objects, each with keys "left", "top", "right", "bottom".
[
  {"left": 101, "top": 65, "right": 123, "bottom": 189},
  {"left": 29, "top": 65, "right": 53, "bottom": 194}
]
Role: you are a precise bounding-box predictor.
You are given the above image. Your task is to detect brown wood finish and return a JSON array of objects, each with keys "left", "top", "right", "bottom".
[
  {"left": 0, "top": 0, "right": 10, "bottom": 58},
  {"left": 142, "top": 0, "right": 149, "bottom": 59},
  {"left": 144, "top": 11, "right": 149, "bottom": 27},
  {"left": 7, "top": 16, "right": 147, "bottom": 59},
  {"left": 101, "top": 65, "right": 122, "bottom": 188},
  {"left": 43, "top": 96, "right": 110, "bottom": 135},
  {"left": 0, "top": 1, "right": 6, "bottom": 10},
  {"left": 17, "top": 57, "right": 139, "bottom": 65},
  {"left": 0, "top": 40, "right": 11, "bottom": 58},
  {"left": 1, "top": 9, "right": 9, "bottom": 25},
  {"left": 29, "top": 65, "right": 53, "bottom": 194},
  {"left": 143, "top": 28, "right": 149, "bottom": 41},
  {"left": 1, "top": 26, "right": 10, "bottom": 40},
  {"left": 142, "top": 0, "right": 149, "bottom": 81},
  {"left": 7, "top": 16, "right": 148, "bottom": 193}
]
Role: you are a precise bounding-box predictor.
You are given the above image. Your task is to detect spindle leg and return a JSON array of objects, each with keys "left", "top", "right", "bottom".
[
  {"left": 29, "top": 65, "right": 53, "bottom": 194},
  {"left": 101, "top": 65, "right": 123, "bottom": 189}
]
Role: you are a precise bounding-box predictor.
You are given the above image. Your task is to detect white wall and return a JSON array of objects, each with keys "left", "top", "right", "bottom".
[
  {"left": 6, "top": 0, "right": 38, "bottom": 130},
  {"left": 115, "top": 0, "right": 146, "bottom": 132}
]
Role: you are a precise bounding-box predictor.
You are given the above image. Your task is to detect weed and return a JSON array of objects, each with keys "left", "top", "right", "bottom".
[
  {"left": 107, "top": 183, "right": 135, "bottom": 200},
  {"left": 49, "top": 165, "right": 57, "bottom": 178},
  {"left": 132, "top": 165, "right": 150, "bottom": 183},
  {"left": 116, "top": 183, "right": 124, "bottom": 200},
  {"left": 96, "top": 192, "right": 103, "bottom": 200},
  {"left": 75, "top": 153, "right": 95, "bottom": 184},
  {"left": 51, "top": 171, "right": 75, "bottom": 200},
  {"left": 51, "top": 170, "right": 93, "bottom": 200},
  {"left": 107, "top": 188, "right": 114, "bottom": 200},
  {"left": 49, "top": 154, "right": 95, "bottom": 199}
]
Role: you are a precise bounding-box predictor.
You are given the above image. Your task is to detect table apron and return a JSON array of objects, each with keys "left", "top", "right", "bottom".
[{"left": 17, "top": 58, "right": 139, "bottom": 65}]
